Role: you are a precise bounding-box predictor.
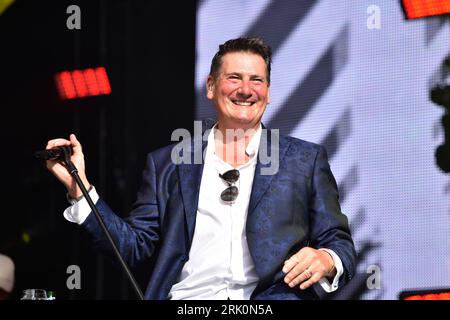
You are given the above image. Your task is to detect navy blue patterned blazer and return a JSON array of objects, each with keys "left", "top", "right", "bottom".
[{"left": 81, "top": 119, "right": 356, "bottom": 299}]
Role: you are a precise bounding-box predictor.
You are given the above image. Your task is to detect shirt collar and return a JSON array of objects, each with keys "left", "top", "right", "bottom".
[
  {"left": 245, "top": 124, "right": 262, "bottom": 157},
  {"left": 206, "top": 122, "right": 262, "bottom": 160}
]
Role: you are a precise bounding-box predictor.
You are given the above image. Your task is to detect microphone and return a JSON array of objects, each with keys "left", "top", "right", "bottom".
[
  {"left": 35, "top": 146, "right": 72, "bottom": 160},
  {"left": 34, "top": 143, "right": 145, "bottom": 299}
]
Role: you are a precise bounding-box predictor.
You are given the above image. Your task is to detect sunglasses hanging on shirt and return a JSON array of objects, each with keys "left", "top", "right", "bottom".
[{"left": 219, "top": 169, "right": 240, "bottom": 203}]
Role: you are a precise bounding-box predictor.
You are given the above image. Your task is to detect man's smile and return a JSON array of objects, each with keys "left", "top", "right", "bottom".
[{"left": 230, "top": 99, "right": 256, "bottom": 106}]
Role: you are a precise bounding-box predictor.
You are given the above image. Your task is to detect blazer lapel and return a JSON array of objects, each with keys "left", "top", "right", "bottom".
[
  {"left": 248, "top": 129, "right": 290, "bottom": 217},
  {"left": 177, "top": 119, "right": 215, "bottom": 247},
  {"left": 178, "top": 161, "right": 203, "bottom": 247}
]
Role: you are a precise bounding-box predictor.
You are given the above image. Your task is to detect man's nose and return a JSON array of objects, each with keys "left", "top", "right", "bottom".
[{"left": 237, "top": 81, "right": 252, "bottom": 96}]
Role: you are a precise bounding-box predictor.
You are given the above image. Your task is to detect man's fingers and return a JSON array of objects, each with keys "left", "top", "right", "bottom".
[
  {"left": 282, "top": 248, "right": 310, "bottom": 273},
  {"left": 285, "top": 266, "right": 314, "bottom": 288},
  {"left": 282, "top": 258, "right": 298, "bottom": 274},
  {"left": 46, "top": 138, "right": 71, "bottom": 150},
  {"left": 46, "top": 135, "right": 83, "bottom": 158},
  {"left": 287, "top": 267, "right": 309, "bottom": 287},
  {"left": 284, "top": 260, "right": 307, "bottom": 281},
  {"left": 282, "top": 247, "right": 334, "bottom": 290},
  {"left": 70, "top": 134, "right": 83, "bottom": 154},
  {"left": 299, "top": 272, "right": 322, "bottom": 290}
]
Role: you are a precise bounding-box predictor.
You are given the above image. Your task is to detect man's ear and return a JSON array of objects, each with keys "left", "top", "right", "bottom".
[{"left": 206, "top": 76, "right": 214, "bottom": 100}]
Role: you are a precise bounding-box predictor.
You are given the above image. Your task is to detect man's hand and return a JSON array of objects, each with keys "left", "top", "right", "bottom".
[
  {"left": 46, "top": 134, "right": 90, "bottom": 199},
  {"left": 282, "top": 247, "right": 336, "bottom": 290}
]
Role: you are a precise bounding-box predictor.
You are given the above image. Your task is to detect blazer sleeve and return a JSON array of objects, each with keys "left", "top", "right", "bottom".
[
  {"left": 308, "top": 145, "right": 356, "bottom": 287},
  {"left": 80, "top": 153, "right": 160, "bottom": 268}
]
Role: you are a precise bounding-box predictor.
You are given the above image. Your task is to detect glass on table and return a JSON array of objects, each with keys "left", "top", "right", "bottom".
[{"left": 21, "top": 289, "right": 48, "bottom": 300}]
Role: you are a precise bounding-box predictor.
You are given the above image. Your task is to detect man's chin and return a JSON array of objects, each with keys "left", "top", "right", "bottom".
[{"left": 226, "top": 117, "right": 260, "bottom": 129}]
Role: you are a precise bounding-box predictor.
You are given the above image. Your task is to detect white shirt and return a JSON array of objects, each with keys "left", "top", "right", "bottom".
[
  {"left": 169, "top": 124, "right": 262, "bottom": 299},
  {"left": 63, "top": 124, "right": 343, "bottom": 298}
]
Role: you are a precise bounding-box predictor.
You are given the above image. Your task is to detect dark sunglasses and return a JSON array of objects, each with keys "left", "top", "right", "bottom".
[{"left": 219, "top": 169, "right": 240, "bottom": 202}]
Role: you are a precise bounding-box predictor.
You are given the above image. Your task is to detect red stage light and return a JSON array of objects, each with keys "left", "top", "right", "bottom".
[
  {"left": 72, "top": 70, "right": 88, "bottom": 98},
  {"left": 403, "top": 292, "right": 450, "bottom": 300},
  {"left": 83, "top": 68, "right": 100, "bottom": 96},
  {"left": 402, "top": 0, "right": 450, "bottom": 19},
  {"left": 56, "top": 71, "right": 77, "bottom": 99},
  {"left": 95, "top": 67, "right": 112, "bottom": 95},
  {"left": 55, "top": 67, "right": 112, "bottom": 100},
  {"left": 401, "top": 290, "right": 450, "bottom": 300}
]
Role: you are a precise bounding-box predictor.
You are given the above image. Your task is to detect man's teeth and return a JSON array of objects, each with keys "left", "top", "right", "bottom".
[{"left": 233, "top": 101, "right": 254, "bottom": 106}]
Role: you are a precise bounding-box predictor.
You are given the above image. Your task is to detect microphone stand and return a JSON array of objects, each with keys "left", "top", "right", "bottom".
[{"left": 60, "top": 147, "right": 145, "bottom": 300}]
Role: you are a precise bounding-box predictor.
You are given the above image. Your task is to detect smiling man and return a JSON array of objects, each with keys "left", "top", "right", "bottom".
[
  {"left": 207, "top": 50, "right": 269, "bottom": 130},
  {"left": 45, "top": 37, "right": 356, "bottom": 299}
]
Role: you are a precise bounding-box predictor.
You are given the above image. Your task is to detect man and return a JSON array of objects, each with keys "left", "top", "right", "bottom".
[{"left": 46, "top": 37, "right": 356, "bottom": 299}]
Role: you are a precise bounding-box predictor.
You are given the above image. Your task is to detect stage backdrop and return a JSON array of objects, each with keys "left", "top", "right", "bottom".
[{"left": 195, "top": 0, "right": 450, "bottom": 299}]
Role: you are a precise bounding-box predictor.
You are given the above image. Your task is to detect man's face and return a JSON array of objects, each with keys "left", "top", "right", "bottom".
[{"left": 206, "top": 51, "right": 270, "bottom": 130}]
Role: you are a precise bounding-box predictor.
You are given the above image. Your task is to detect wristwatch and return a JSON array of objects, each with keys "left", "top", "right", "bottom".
[{"left": 66, "top": 185, "right": 93, "bottom": 205}]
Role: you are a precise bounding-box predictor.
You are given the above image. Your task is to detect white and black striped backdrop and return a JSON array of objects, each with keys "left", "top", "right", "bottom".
[{"left": 195, "top": 0, "right": 450, "bottom": 300}]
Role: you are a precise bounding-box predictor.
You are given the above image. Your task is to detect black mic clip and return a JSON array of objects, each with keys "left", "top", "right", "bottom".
[
  {"left": 35, "top": 146, "right": 72, "bottom": 161},
  {"left": 35, "top": 146, "right": 77, "bottom": 173}
]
